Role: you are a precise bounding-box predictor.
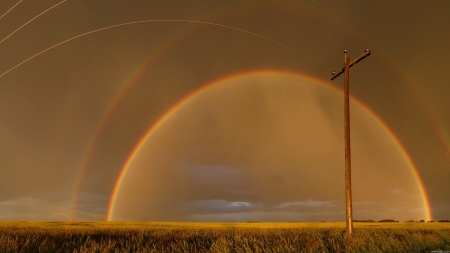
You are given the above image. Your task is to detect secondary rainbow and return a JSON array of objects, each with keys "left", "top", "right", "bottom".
[
  {"left": 68, "top": 25, "right": 189, "bottom": 220},
  {"left": 106, "top": 69, "right": 432, "bottom": 221},
  {"left": 67, "top": 3, "right": 442, "bottom": 220},
  {"left": 69, "top": 1, "right": 307, "bottom": 220}
]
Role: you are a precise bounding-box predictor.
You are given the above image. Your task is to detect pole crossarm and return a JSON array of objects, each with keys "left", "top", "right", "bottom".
[{"left": 331, "top": 49, "right": 371, "bottom": 80}]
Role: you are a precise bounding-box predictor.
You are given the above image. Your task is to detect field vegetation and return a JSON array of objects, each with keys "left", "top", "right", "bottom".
[{"left": 0, "top": 221, "right": 449, "bottom": 252}]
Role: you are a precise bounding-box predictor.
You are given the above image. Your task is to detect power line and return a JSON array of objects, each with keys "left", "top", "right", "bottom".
[
  {"left": 370, "top": 55, "right": 450, "bottom": 158},
  {"left": 267, "top": 0, "right": 450, "bottom": 170},
  {"left": 308, "top": 0, "right": 450, "bottom": 161},
  {"left": 1, "top": 12, "right": 335, "bottom": 220},
  {"left": 309, "top": 0, "right": 366, "bottom": 48},
  {"left": 0, "top": 0, "right": 68, "bottom": 45},
  {"left": 267, "top": 0, "right": 345, "bottom": 50},
  {"left": 347, "top": 76, "right": 450, "bottom": 174},
  {"left": 0, "top": 0, "right": 22, "bottom": 21},
  {"left": 359, "top": 65, "right": 450, "bottom": 172},
  {"left": 0, "top": 19, "right": 331, "bottom": 78}
]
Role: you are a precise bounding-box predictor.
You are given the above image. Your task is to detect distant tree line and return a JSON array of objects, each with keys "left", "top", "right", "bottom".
[
  {"left": 353, "top": 219, "right": 399, "bottom": 222},
  {"left": 352, "top": 219, "right": 450, "bottom": 223}
]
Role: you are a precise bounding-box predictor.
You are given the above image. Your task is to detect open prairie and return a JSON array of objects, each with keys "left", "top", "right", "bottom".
[{"left": 0, "top": 221, "right": 449, "bottom": 252}]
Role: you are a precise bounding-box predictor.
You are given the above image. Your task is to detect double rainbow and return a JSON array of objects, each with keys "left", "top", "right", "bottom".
[
  {"left": 66, "top": 2, "right": 439, "bottom": 221},
  {"left": 105, "top": 70, "right": 432, "bottom": 221}
]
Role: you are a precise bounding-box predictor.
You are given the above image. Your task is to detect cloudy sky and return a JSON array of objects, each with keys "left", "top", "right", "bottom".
[{"left": 0, "top": 0, "right": 449, "bottom": 222}]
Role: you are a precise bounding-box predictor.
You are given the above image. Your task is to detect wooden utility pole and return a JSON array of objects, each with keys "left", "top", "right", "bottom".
[{"left": 331, "top": 49, "right": 370, "bottom": 236}]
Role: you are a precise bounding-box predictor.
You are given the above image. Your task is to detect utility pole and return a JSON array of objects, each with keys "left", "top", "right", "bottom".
[{"left": 331, "top": 49, "right": 370, "bottom": 236}]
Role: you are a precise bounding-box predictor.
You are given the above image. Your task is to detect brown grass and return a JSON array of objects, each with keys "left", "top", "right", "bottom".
[{"left": 0, "top": 221, "right": 449, "bottom": 252}]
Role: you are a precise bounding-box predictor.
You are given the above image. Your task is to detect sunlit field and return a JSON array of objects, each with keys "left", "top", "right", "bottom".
[{"left": 0, "top": 221, "right": 449, "bottom": 252}]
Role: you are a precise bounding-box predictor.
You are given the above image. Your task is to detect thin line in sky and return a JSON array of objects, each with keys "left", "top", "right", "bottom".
[
  {"left": 270, "top": 0, "right": 450, "bottom": 170},
  {"left": 309, "top": 0, "right": 450, "bottom": 164},
  {"left": 371, "top": 54, "right": 450, "bottom": 158},
  {"left": 308, "top": 0, "right": 365, "bottom": 47},
  {"left": 349, "top": 78, "right": 450, "bottom": 175},
  {"left": 0, "top": 19, "right": 331, "bottom": 79},
  {"left": 0, "top": 0, "right": 22, "bottom": 21},
  {"left": 360, "top": 65, "right": 450, "bottom": 171},
  {"left": 267, "top": 0, "right": 345, "bottom": 50},
  {"left": 0, "top": 0, "right": 67, "bottom": 45}
]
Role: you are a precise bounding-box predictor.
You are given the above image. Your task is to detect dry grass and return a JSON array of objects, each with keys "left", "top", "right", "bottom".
[{"left": 0, "top": 221, "right": 449, "bottom": 252}]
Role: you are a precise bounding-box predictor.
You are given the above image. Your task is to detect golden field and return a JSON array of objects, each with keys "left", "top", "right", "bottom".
[{"left": 0, "top": 221, "right": 449, "bottom": 252}]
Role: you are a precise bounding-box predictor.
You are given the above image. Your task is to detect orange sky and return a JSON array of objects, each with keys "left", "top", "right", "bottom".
[{"left": 0, "top": 0, "right": 448, "bottom": 221}]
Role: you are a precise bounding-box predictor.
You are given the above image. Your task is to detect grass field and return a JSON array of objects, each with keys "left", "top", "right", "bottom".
[{"left": 0, "top": 221, "right": 449, "bottom": 252}]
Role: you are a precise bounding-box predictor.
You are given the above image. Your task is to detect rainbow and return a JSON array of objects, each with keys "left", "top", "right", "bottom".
[
  {"left": 106, "top": 69, "right": 432, "bottom": 221},
  {"left": 370, "top": 49, "right": 450, "bottom": 169},
  {"left": 68, "top": 1, "right": 308, "bottom": 220},
  {"left": 68, "top": 24, "right": 189, "bottom": 220},
  {"left": 67, "top": 1, "right": 441, "bottom": 220}
]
